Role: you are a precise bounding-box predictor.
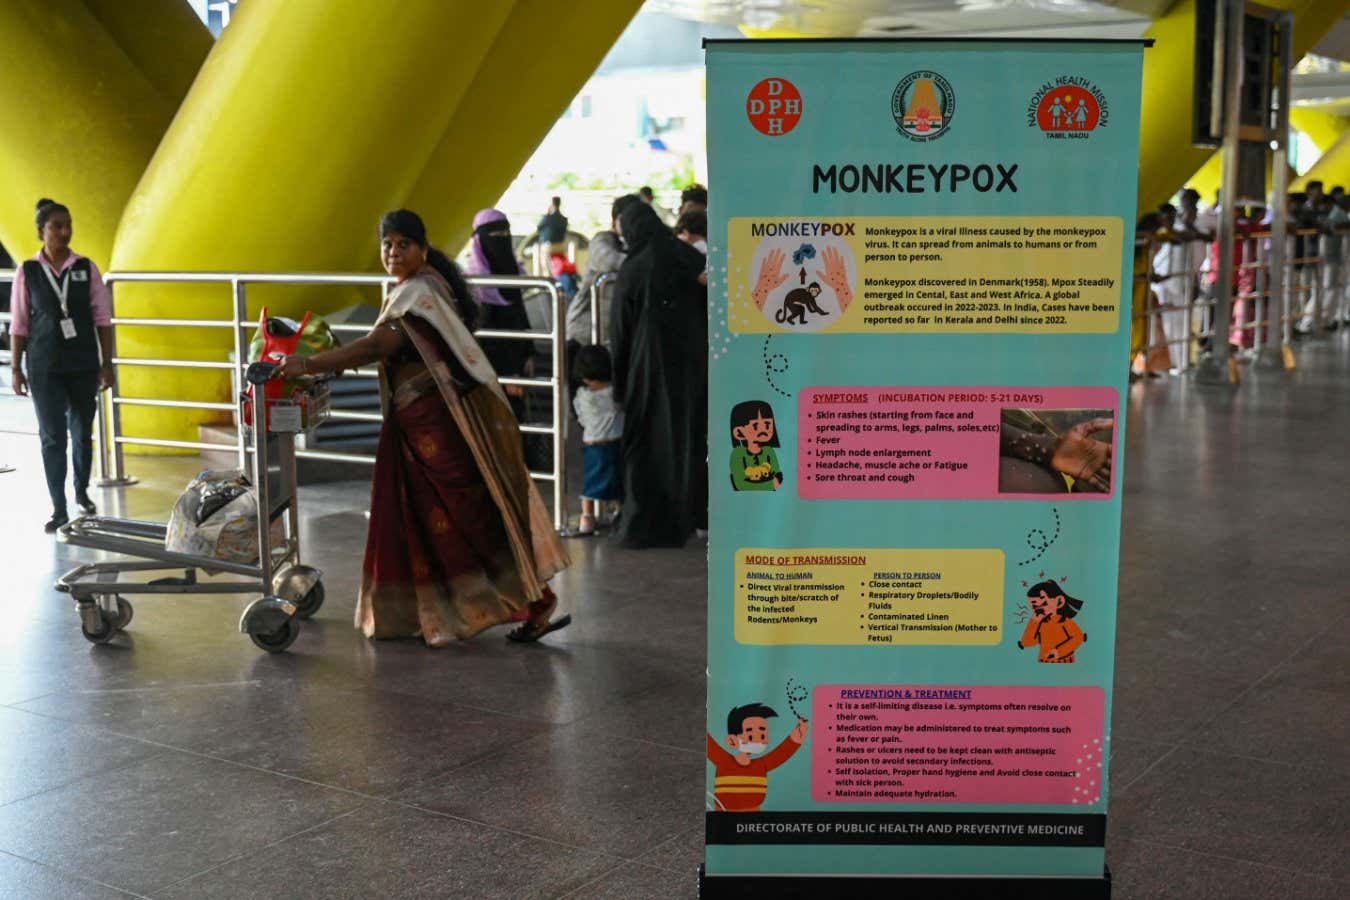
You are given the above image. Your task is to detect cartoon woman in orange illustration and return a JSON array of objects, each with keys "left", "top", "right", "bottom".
[{"left": 1017, "top": 580, "right": 1086, "bottom": 664}]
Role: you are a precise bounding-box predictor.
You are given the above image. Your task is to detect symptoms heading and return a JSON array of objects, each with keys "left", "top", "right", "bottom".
[{"left": 813, "top": 163, "right": 1019, "bottom": 195}]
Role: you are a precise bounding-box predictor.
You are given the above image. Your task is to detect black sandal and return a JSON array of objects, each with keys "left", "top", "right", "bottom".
[{"left": 507, "top": 613, "right": 572, "bottom": 643}]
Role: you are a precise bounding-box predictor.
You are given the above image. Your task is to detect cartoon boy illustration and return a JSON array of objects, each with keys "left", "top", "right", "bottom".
[
  {"left": 706, "top": 703, "right": 808, "bottom": 812},
  {"left": 1017, "top": 580, "right": 1086, "bottom": 663},
  {"left": 729, "top": 401, "right": 783, "bottom": 492}
]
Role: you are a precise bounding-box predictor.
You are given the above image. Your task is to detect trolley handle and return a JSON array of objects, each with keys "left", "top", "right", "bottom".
[{"left": 246, "top": 361, "right": 279, "bottom": 385}]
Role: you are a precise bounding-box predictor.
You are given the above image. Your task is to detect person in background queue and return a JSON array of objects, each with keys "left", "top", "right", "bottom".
[
  {"left": 679, "top": 183, "right": 708, "bottom": 216},
  {"left": 637, "top": 185, "right": 675, "bottom": 225},
  {"left": 609, "top": 201, "right": 708, "bottom": 548},
  {"left": 675, "top": 208, "right": 709, "bottom": 287},
  {"left": 466, "top": 208, "right": 535, "bottom": 421},
  {"left": 272, "top": 209, "right": 571, "bottom": 645},
  {"left": 9, "top": 199, "right": 115, "bottom": 532}
]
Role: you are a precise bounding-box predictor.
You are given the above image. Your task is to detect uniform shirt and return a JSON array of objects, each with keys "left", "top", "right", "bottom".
[{"left": 8, "top": 250, "right": 112, "bottom": 337}]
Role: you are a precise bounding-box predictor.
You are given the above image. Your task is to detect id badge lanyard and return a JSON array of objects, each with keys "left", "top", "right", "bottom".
[{"left": 41, "top": 262, "right": 78, "bottom": 340}]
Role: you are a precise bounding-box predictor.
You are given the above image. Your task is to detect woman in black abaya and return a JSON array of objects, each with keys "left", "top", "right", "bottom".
[{"left": 609, "top": 201, "right": 708, "bottom": 548}]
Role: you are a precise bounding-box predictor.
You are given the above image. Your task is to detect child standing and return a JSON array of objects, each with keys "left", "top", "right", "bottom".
[{"left": 573, "top": 345, "right": 623, "bottom": 534}]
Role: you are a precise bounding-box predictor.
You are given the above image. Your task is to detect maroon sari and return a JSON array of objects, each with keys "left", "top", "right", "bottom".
[{"left": 356, "top": 273, "right": 568, "bottom": 644}]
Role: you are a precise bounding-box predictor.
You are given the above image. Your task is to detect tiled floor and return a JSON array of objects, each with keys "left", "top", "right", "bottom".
[{"left": 0, "top": 335, "right": 1347, "bottom": 898}]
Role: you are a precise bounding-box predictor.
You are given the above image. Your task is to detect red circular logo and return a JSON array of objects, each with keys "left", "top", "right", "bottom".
[
  {"left": 746, "top": 78, "right": 803, "bottom": 136},
  {"left": 1036, "top": 85, "right": 1101, "bottom": 132}
]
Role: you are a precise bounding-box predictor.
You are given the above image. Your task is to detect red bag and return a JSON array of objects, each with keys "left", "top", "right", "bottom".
[{"left": 242, "top": 308, "right": 311, "bottom": 428}]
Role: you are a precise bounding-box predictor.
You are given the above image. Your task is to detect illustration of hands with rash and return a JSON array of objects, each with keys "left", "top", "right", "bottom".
[
  {"left": 815, "top": 246, "right": 853, "bottom": 311},
  {"left": 752, "top": 248, "right": 791, "bottom": 311}
]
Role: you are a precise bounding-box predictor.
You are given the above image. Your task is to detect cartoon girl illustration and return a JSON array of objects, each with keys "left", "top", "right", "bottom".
[
  {"left": 729, "top": 400, "right": 784, "bottom": 492},
  {"left": 1017, "top": 580, "right": 1086, "bottom": 663}
]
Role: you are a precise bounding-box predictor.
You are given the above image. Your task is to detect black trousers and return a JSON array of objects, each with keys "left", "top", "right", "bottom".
[{"left": 28, "top": 368, "right": 99, "bottom": 514}]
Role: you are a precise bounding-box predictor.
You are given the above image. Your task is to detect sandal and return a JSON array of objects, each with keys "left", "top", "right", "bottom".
[
  {"left": 577, "top": 514, "right": 597, "bottom": 536},
  {"left": 506, "top": 589, "right": 572, "bottom": 643},
  {"left": 507, "top": 614, "right": 572, "bottom": 643}
]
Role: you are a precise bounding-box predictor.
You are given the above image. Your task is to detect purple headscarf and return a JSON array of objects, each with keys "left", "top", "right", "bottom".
[{"left": 468, "top": 208, "right": 522, "bottom": 307}]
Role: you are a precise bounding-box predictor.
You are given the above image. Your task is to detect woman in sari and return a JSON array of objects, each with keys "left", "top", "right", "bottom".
[{"left": 273, "top": 209, "right": 570, "bottom": 646}]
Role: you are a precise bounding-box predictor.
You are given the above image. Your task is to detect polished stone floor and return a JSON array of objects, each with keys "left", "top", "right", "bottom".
[{"left": 0, "top": 337, "right": 1347, "bottom": 898}]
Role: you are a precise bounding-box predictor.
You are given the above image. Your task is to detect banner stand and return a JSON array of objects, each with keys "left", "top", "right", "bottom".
[
  {"left": 699, "top": 866, "right": 1111, "bottom": 899},
  {"left": 703, "top": 37, "right": 1149, "bottom": 896}
]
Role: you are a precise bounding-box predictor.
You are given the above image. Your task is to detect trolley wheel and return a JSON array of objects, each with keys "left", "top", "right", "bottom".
[
  {"left": 249, "top": 618, "right": 300, "bottom": 653},
  {"left": 81, "top": 609, "right": 118, "bottom": 645},
  {"left": 114, "top": 596, "right": 134, "bottom": 630},
  {"left": 293, "top": 582, "right": 325, "bottom": 620}
]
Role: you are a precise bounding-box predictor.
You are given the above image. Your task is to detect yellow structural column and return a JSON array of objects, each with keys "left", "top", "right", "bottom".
[
  {"left": 1137, "top": 0, "right": 1347, "bottom": 214},
  {"left": 110, "top": 0, "right": 521, "bottom": 446},
  {"left": 1293, "top": 130, "right": 1350, "bottom": 189},
  {"left": 405, "top": 0, "right": 645, "bottom": 252},
  {"left": 1289, "top": 108, "right": 1350, "bottom": 153},
  {"left": 0, "top": 0, "right": 206, "bottom": 266}
]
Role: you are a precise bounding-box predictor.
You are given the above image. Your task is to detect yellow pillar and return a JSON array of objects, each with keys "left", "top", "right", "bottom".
[
  {"left": 0, "top": 0, "right": 204, "bottom": 265},
  {"left": 110, "top": 0, "right": 522, "bottom": 444},
  {"left": 82, "top": 0, "right": 212, "bottom": 104},
  {"left": 405, "top": 0, "right": 645, "bottom": 253},
  {"left": 1138, "top": 0, "right": 1347, "bottom": 214},
  {"left": 1293, "top": 130, "right": 1350, "bottom": 189},
  {"left": 1289, "top": 108, "right": 1350, "bottom": 153}
]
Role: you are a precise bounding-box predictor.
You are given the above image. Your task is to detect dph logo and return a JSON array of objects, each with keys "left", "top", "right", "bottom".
[{"left": 747, "top": 78, "right": 803, "bottom": 136}]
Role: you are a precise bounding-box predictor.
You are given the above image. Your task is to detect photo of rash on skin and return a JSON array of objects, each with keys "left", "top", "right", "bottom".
[{"left": 998, "top": 408, "right": 1113, "bottom": 495}]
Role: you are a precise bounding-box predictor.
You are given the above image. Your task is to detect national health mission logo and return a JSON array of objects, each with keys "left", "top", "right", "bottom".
[
  {"left": 1028, "top": 77, "right": 1109, "bottom": 139},
  {"left": 892, "top": 71, "right": 955, "bottom": 141}
]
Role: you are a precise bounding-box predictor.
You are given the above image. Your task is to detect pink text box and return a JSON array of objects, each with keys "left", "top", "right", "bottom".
[
  {"left": 811, "top": 685, "right": 1106, "bottom": 806},
  {"left": 797, "top": 386, "right": 1117, "bottom": 500}
]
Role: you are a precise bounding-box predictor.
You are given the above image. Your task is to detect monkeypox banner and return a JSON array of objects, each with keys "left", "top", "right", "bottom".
[{"left": 703, "top": 39, "right": 1146, "bottom": 894}]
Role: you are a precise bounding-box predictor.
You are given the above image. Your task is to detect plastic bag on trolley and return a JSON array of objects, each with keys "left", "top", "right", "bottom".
[
  {"left": 243, "top": 308, "right": 339, "bottom": 429},
  {"left": 165, "top": 470, "right": 282, "bottom": 566}
]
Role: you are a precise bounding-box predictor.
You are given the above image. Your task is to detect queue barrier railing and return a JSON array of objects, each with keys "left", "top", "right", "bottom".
[
  {"left": 589, "top": 272, "right": 616, "bottom": 346},
  {"left": 0, "top": 271, "right": 114, "bottom": 485},
  {"left": 1131, "top": 228, "right": 1347, "bottom": 374},
  {"left": 0, "top": 269, "right": 570, "bottom": 531}
]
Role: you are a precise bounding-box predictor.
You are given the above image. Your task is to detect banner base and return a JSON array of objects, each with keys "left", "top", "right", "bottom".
[{"left": 698, "top": 865, "right": 1111, "bottom": 899}]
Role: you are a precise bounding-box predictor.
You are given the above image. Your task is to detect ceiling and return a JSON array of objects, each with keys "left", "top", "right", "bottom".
[{"left": 645, "top": 0, "right": 1170, "bottom": 39}]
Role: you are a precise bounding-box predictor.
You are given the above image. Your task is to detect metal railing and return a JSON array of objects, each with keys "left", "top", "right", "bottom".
[
  {"left": 2, "top": 268, "right": 570, "bottom": 531},
  {"left": 1131, "top": 228, "right": 1347, "bottom": 375},
  {"left": 589, "top": 272, "right": 616, "bottom": 346},
  {"left": 3, "top": 268, "right": 121, "bottom": 485}
]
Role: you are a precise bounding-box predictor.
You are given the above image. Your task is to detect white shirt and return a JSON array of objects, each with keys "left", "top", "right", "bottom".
[{"left": 573, "top": 384, "right": 623, "bottom": 443}]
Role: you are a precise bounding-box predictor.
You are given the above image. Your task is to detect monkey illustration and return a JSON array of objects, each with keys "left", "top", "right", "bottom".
[{"left": 774, "top": 282, "right": 827, "bottom": 325}]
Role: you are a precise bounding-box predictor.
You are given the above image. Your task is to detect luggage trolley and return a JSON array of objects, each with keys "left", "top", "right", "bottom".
[{"left": 56, "top": 362, "right": 329, "bottom": 653}]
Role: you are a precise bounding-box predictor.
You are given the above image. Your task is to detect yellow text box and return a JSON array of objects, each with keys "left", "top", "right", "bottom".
[
  {"left": 728, "top": 216, "right": 1124, "bottom": 334},
  {"left": 734, "top": 548, "right": 1004, "bottom": 645}
]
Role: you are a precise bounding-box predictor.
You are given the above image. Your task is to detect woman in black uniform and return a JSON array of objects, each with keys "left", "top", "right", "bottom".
[{"left": 8, "top": 199, "right": 115, "bottom": 532}]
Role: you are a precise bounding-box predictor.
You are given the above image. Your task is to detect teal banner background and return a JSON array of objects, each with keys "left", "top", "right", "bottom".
[{"left": 705, "top": 39, "right": 1145, "bottom": 879}]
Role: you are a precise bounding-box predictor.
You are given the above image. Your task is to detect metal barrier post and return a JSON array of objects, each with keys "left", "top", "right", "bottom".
[
  {"left": 232, "top": 279, "right": 249, "bottom": 472},
  {"left": 1259, "top": 14, "right": 1293, "bottom": 370},
  {"left": 96, "top": 280, "right": 137, "bottom": 486},
  {"left": 590, "top": 273, "right": 611, "bottom": 346},
  {"left": 549, "top": 282, "right": 568, "bottom": 532},
  {"left": 1197, "top": 0, "right": 1243, "bottom": 385}
]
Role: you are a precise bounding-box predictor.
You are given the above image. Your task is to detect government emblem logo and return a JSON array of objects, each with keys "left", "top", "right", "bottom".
[{"left": 892, "top": 71, "right": 955, "bottom": 142}]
